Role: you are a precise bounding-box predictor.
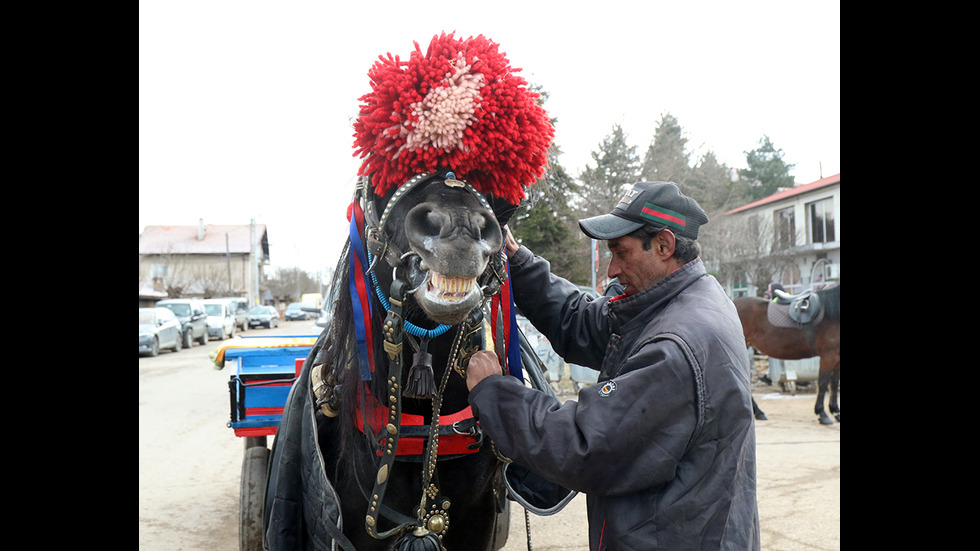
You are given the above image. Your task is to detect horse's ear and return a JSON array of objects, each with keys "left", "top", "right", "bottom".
[{"left": 487, "top": 195, "right": 520, "bottom": 226}]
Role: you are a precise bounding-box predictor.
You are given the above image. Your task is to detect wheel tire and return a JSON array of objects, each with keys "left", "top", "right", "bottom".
[
  {"left": 148, "top": 337, "right": 160, "bottom": 357},
  {"left": 172, "top": 333, "right": 183, "bottom": 353},
  {"left": 183, "top": 330, "right": 194, "bottom": 349},
  {"left": 240, "top": 445, "right": 270, "bottom": 551},
  {"left": 197, "top": 330, "right": 208, "bottom": 346},
  {"left": 494, "top": 499, "right": 510, "bottom": 550}
]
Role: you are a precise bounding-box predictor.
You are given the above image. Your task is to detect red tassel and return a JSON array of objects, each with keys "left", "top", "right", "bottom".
[{"left": 353, "top": 32, "right": 553, "bottom": 204}]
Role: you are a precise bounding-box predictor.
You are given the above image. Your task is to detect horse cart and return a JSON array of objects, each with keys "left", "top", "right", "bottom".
[{"left": 214, "top": 335, "right": 317, "bottom": 551}]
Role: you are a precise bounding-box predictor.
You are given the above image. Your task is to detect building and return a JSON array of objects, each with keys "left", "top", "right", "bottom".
[
  {"left": 139, "top": 220, "right": 269, "bottom": 306},
  {"left": 722, "top": 173, "right": 840, "bottom": 297}
]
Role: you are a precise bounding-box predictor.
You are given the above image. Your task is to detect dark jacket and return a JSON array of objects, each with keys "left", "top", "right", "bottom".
[
  {"left": 264, "top": 331, "right": 353, "bottom": 551},
  {"left": 468, "top": 247, "right": 759, "bottom": 550}
]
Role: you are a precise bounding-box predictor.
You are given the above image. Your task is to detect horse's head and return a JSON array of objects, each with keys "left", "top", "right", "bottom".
[
  {"left": 367, "top": 172, "right": 504, "bottom": 326},
  {"left": 403, "top": 179, "right": 503, "bottom": 324}
]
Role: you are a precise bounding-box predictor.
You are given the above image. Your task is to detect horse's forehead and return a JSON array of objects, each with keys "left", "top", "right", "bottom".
[{"left": 383, "top": 182, "right": 486, "bottom": 216}]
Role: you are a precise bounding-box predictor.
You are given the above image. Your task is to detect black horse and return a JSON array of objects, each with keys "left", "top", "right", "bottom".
[
  {"left": 265, "top": 32, "right": 565, "bottom": 550},
  {"left": 266, "top": 172, "right": 540, "bottom": 550}
]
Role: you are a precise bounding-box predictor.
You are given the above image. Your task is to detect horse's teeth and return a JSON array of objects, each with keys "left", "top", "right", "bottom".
[{"left": 428, "top": 272, "right": 476, "bottom": 299}]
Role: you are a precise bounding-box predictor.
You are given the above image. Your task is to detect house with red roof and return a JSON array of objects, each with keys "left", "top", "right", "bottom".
[{"left": 722, "top": 173, "right": 840, "bottom": 296}]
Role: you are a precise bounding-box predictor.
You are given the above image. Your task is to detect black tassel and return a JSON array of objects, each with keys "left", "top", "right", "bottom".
[
  {"left": 393, "top": 527, "right": 442, "bottom": 551},
  {"left": 404, "top": 338, "right": 435, "bottom": 399}
]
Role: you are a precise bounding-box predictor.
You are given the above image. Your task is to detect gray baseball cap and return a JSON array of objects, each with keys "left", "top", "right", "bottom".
[{"left": 579, "top": 182, "right": 708, "bottom": 240}]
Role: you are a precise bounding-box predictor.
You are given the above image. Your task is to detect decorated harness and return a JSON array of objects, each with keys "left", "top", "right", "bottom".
[
  {"left": 311, "top": 170, "right": 522, "bottom": 546},
  {"left": 306, "top": 31, "right": 556, "bottom": 550}
]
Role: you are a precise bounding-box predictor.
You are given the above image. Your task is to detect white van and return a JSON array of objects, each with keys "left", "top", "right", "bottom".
[{"left": 203, "top": 299, "right": 237, "bottom": 340}]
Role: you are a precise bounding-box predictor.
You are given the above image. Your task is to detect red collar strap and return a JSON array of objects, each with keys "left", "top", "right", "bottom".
[{"left": 356, "top": 392, "right": 481, "bottom": 457}]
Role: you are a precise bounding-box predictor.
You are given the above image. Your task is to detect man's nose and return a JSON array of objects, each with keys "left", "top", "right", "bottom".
[{"left": 607, "top": 259, "right": 621, "bottom": 279}]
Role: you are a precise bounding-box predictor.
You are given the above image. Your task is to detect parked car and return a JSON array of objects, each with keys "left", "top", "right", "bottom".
[
  {"left": 312, "top": 285, "right": 337, "bottom": 333},
  {"left": 516, "top": 315, "right": 565, "bottom": 380},
  {"left": 203, "top": 299, "right": 237, "bottom": 340},
  {"left": 284, "top": 302, "right": 311, "bottom": 321},
  {"left": 313, "top": 305, "right": 332, "bottom": 331},
  {"left": 139, "top": 307, "right": 183, "bottom": 356},
  {"left": 248, "top": 305, "right": 280, "bottom": 328},
  {"left": 215, "top": 297, "right": 249, "bottom": 331},
  {"left": 156, "top": 298, "right": 209, "bottom": 347}
]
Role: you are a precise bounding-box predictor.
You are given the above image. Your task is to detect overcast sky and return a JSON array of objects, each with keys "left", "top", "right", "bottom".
[{"left": 139, "top": 0, "right": 840, "bottom": 274}]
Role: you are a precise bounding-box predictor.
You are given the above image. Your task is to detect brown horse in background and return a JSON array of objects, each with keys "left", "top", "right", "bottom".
[{"left": 734, "top": 285, "right": 840, "bottom": 425}]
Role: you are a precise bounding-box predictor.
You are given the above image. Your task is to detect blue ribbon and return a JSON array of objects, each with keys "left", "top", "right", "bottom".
[{"left": 348, "top": 204, "right": 374, "bottom": 381}]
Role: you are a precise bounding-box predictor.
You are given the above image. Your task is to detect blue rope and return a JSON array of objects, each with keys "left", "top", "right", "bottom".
[{"left": 367, "top": 251, "right": 453, "bottom": 339}]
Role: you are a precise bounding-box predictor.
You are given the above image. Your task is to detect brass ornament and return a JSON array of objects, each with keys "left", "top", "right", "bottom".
[{"left": 426, "top": 513, "right": 446, "bottom": 533}]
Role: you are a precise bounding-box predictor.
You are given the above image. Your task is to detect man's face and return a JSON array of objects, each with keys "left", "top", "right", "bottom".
[{"left": 606, "top": 234, "right": 671, "bottom": 297}]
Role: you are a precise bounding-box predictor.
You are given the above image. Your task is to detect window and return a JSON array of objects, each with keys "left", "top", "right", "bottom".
[
  {"left": 807, "top": 198, "right": 836, "bottom": 244},
  {"left": 732, "top": 271, "right": 749, "bottom": 298},
  {"left": 773, "top": 207, "right": 795, "bottom": 250}
]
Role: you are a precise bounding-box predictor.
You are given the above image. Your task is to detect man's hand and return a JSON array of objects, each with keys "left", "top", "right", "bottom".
[
  {"left": 466, "top": 350, "right": 504, "bottom": 391},
  {"left": 503, "top": 225, "right": 519, "bottom": 257}
]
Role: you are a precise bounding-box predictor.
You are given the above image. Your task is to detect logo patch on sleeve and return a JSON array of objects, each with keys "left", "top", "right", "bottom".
[{"left": 598, "top": 380, "right": 617, "bottom": 397}]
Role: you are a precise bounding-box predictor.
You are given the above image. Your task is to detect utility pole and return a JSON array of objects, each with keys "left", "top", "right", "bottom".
[
  {"left": 250, "top": 219, "right": 259, "bottom": 305},
  {"left": 226, "top": 233, "right": 233, "bottom": 292}
]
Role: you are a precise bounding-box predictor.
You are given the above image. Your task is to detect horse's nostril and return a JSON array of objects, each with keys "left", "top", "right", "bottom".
[{"left": 426, "top": 211, "right": 452, "bottom": 238}]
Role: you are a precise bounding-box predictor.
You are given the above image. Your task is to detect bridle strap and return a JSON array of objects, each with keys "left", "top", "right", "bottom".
[
  {"left": 361, "top": 171, "right": 495, "bottom": 274},
  {"left": 364, "top": 278, "right": 412, "bottom": 540}
]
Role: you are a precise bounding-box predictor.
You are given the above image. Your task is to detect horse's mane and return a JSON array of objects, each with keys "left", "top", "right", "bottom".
[{"left": 316, "top": 239, "right": 391, "bottom": 460}]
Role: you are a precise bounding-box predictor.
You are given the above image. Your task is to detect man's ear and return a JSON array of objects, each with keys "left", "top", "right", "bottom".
[{"left": 655, "top": 229, "right": 676, "bottom": 258}]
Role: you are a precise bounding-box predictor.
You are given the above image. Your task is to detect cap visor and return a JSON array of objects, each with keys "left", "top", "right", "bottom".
[{"left": 578, "top": 214, "right": 645, "bottom": 240}]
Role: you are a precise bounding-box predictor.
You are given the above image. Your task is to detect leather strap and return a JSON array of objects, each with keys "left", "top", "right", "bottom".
[{"left": 364, "top": 278, "right": 411, "bottom": 540}]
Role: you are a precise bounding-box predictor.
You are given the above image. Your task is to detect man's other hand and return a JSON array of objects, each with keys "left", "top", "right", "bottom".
[{"left": 467, "top": 350, "right": 504, "bottom": 391}]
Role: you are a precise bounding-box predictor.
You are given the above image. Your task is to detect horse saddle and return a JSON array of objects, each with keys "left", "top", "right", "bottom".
[{"left": 768, "top": 289, "right": 824, "bottom": 327}]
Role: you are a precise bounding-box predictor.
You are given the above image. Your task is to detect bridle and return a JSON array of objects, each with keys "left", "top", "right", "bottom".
[{"left": 311, "top": 170, "right": 519, "bottom": 547}]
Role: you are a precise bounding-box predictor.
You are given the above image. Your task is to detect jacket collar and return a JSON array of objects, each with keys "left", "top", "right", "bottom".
[{"left": 608, "top": 257, "right": 706, "bottom": 333}]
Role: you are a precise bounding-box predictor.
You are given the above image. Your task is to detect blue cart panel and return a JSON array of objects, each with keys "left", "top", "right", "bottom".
[{"left": 217, "top": 336, "right": 316, "bottom": 438}]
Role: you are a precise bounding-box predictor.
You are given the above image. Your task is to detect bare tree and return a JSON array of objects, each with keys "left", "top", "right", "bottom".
[{"left": 700, "top": 213, "right": 797, "bottom": 296}]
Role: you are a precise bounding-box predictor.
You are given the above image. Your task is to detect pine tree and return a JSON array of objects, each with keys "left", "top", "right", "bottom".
[
  {"left": 738, "top": 135, "right": 796, "bottom": 201},
  {"left": 687, "top": 151, "right": 736, "bottom": 212},
  {"left": 510, "top": 142, "right": 590, "bottom": 284},
  {"left": 508, "top": 85, "right": 591, "bottom": 284},
  {"left": 641, "top": 113, "right": 691, "bottom": 185},
  {"left": 578, "top": 124, "right": 641, "bottom": 217}
]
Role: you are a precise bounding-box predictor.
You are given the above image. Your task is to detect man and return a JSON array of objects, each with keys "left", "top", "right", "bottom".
[{"left": 467, "top": 182, "right": 760, "bottom": 550}]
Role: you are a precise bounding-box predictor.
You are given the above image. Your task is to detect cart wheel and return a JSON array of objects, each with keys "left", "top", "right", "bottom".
[
  {"left": 493, "top": 499, "right": 510, "bottom": 550},
  {"left": 240, "top": 445, "right": 270, "bottom": 551}
]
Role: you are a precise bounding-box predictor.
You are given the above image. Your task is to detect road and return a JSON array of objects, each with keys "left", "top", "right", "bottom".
[{"left": 139, "top": 320, "right": 840, "bottom": 551}]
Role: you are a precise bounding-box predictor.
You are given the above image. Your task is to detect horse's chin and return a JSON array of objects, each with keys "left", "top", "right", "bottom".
[{"left": 412, "top": 272, "right": 483, "bottom": 325}]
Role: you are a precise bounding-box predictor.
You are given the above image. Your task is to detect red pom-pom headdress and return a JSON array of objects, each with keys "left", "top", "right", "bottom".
[{"left": 352, "top": 32, "right": 553, "bottom": 205}]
